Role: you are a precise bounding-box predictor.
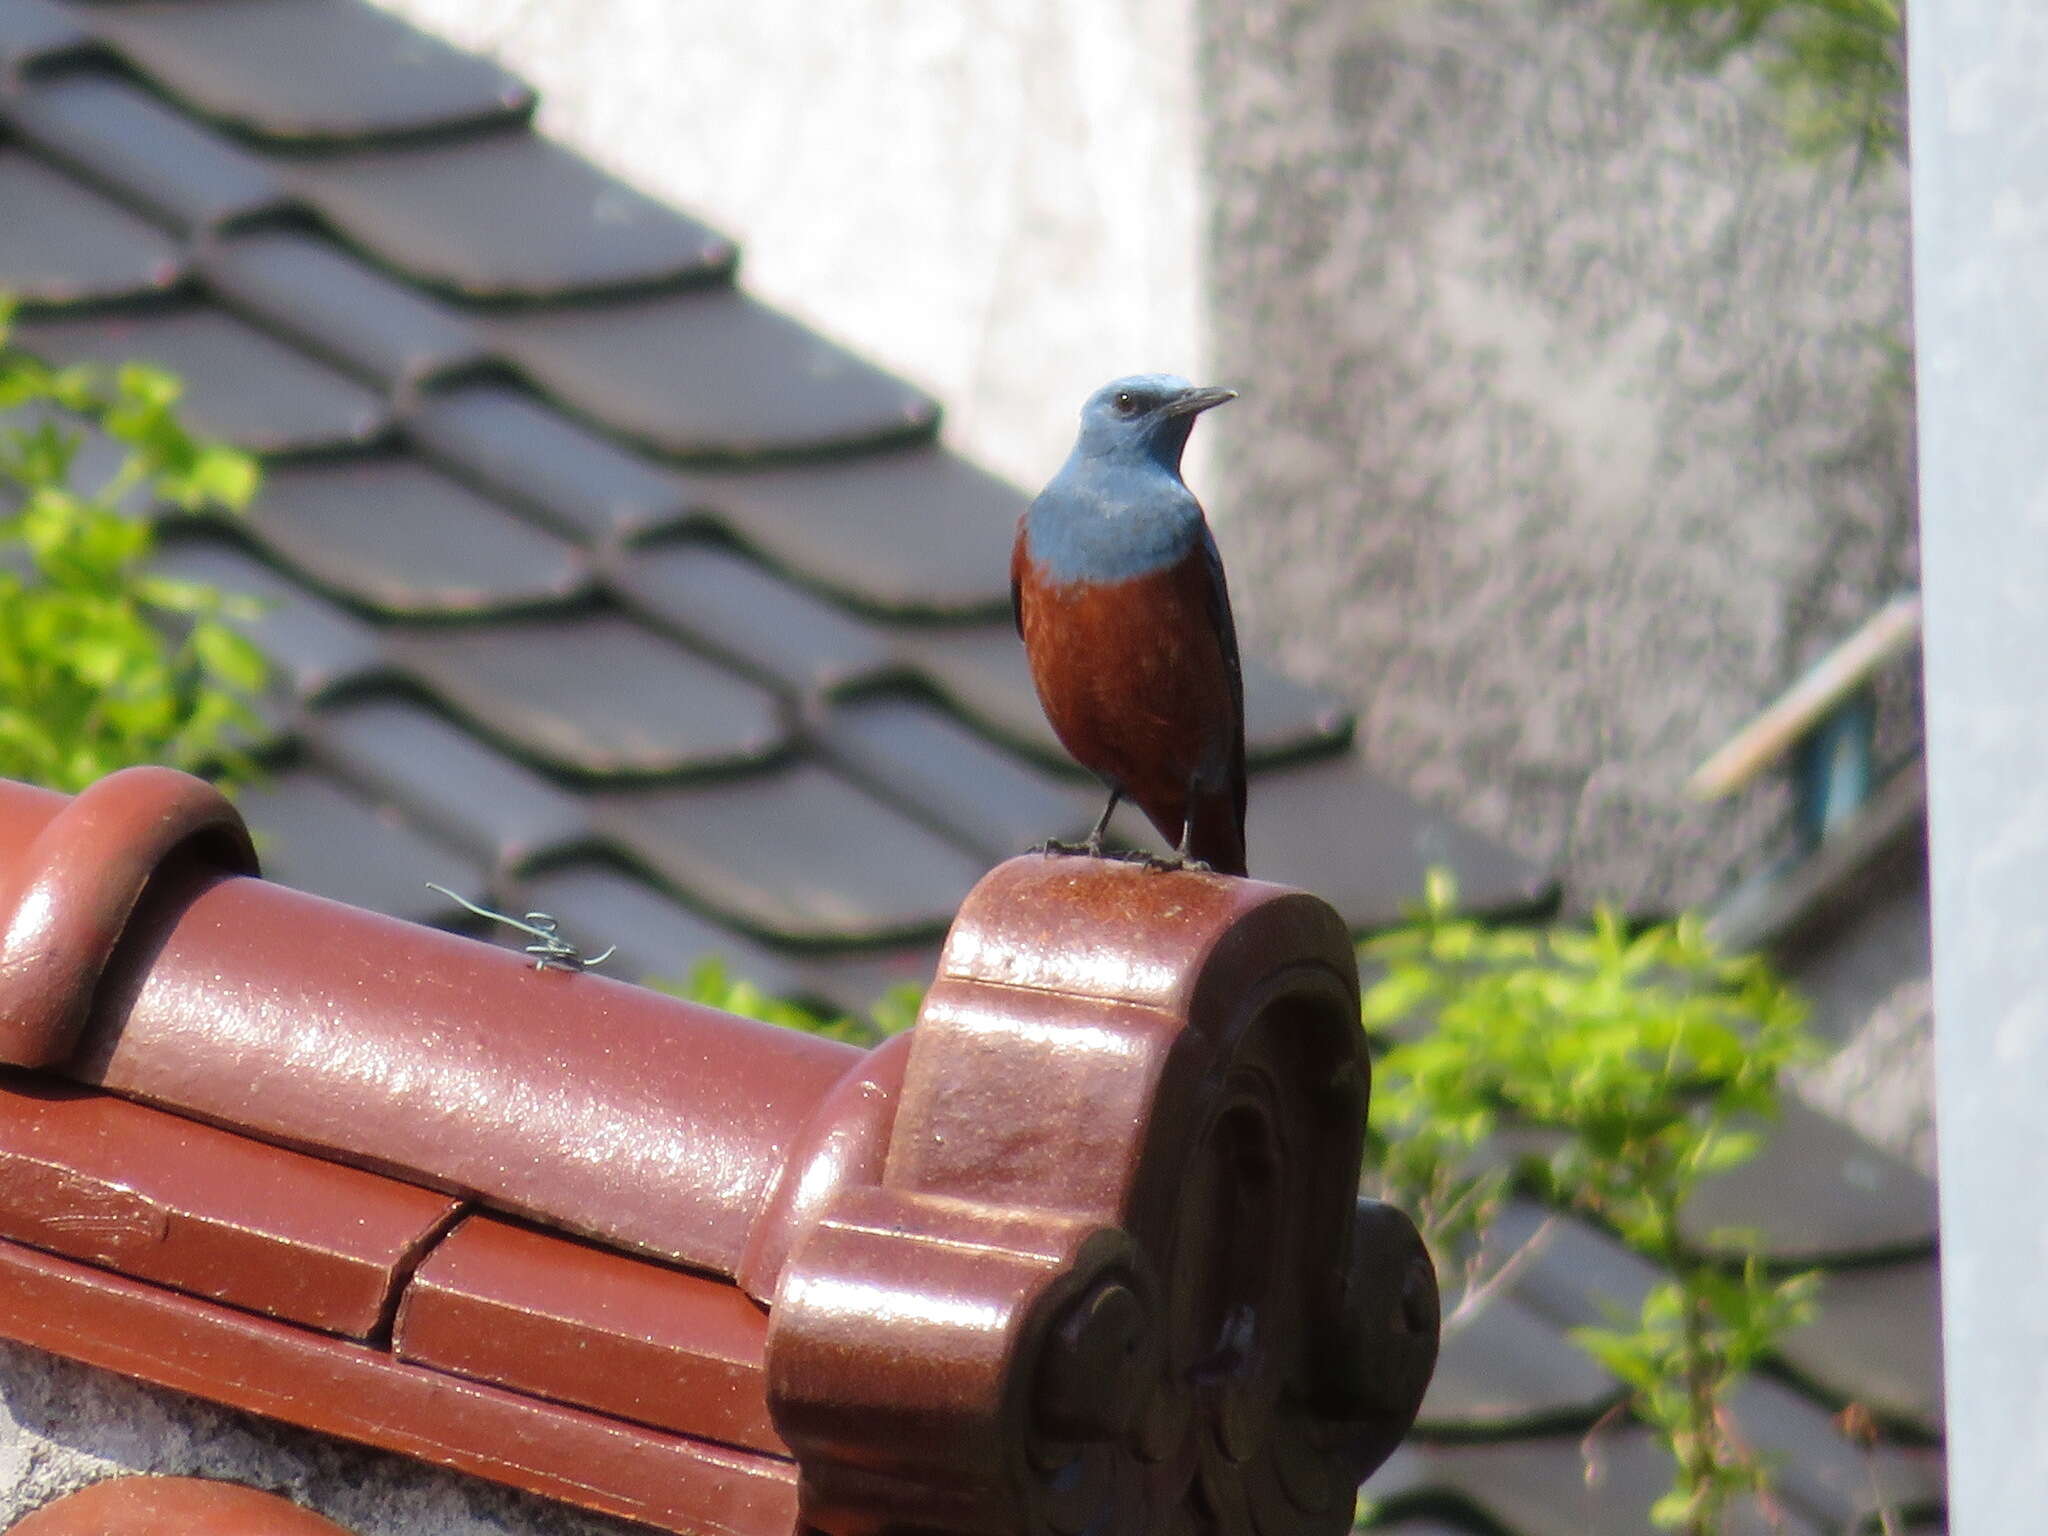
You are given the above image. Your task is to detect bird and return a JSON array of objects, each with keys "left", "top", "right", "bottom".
[{"left": 1011, "top": 373, "right": 1248, "bottom": 876}]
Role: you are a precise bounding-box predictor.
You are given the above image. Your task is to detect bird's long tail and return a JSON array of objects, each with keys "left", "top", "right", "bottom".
[{"left": 1185, "top": 785, "right": 1247, "bottom": 878}]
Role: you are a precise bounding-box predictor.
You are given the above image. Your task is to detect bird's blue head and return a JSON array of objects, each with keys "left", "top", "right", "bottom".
[{"left": 1070, "top": 373, "right": 1237, "bottom": 474}]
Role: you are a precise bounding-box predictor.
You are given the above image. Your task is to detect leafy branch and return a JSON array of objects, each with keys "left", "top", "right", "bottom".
[
  {"left": 1636, "top": 0, "right": 1905, "bottom": 169},
  {"left": 0, "top": 300, "right": 267, "bottom": 793},
  {"left": 1364, "top": 873, "right": 1823, "bottom": 1533}
]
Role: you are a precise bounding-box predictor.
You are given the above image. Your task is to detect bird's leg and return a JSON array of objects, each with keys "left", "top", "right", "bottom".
[
  {"left": 1035, "top": 787, "right": 1122, "bottom": 860},
  {"left": 1141, "top": 815, "right": 1212, "bottom": 874}
]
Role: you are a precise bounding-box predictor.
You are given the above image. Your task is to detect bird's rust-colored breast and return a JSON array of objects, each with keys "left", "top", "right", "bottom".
[{"left": 1012, "top": 529, "right": 1240, "bottom": 821}]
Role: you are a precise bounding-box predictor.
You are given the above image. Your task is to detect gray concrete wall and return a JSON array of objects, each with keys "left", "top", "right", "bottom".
[{"left": 1196, "top": 0, "right": 1916, "bottom": 911}]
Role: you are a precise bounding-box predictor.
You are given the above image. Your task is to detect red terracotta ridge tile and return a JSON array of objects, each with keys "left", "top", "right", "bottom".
[
  {"left": 394, "top": 1214, "right": 784, "bottom": 1457},
  {"left": 13, "top": 1476, "right": 364, "bottom": 1536},
  {"left": 0, "top": 1234, "right": 799, "bottom": 1536},
  {"left": 0, "top": 1074, "right": 459, "bottom": 1339}
]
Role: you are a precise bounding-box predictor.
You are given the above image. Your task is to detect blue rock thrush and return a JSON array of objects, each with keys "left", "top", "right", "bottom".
[{"left": 1011, "top": 373, "right": 1247, "bottom": 875}]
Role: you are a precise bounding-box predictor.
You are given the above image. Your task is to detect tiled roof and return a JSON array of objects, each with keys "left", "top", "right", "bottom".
[
  {"left": 0, "top": 1, "right": 1943, "bottom": 1532},
  {"left": 1, "top": 0, "right": 1552, "bottom": 1017}
]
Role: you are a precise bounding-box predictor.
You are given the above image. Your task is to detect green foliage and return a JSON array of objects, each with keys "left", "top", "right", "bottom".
[
  {"left": 1636, "top": 0, "right": 1905, "bottom": 168},
  {"left": 0, "top": 300, "right": 267, "bottom": 793},
  {"left": 1364, "top": 872, "right": 1823, "bottom": 1533},
  {"left": 652, "top": 955, "right": 922, "bottom": 1046}
]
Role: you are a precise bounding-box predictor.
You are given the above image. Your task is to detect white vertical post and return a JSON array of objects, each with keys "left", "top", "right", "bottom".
[{"left": 1911, "top": 3, "right": 2048, "bottom": 1526}]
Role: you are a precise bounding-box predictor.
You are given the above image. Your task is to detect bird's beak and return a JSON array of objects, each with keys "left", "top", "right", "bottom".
[{"left": 1163, "top": 385, "right": 1238, "bottom": 418}]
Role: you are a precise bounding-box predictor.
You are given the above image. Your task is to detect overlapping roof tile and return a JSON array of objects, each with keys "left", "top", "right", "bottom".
[{"left": 0, "top": 2, "right": 1943, "bottom": 1531}]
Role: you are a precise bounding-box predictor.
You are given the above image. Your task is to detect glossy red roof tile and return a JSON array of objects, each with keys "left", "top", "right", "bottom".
[
  {"left": 489, "top": 288, "right": 937, "bottom": 461},
  {"left": 13, "top": 1477, "right": 366, "bottom": 1536},
  {"left": 285, "top": 130, "right": 734, "bottom": 300},
  {"left": 249, "top": 458, "right": 589, "bottom": 618},
  {"left": 15, "top": 303, "right": 388, "bottom": 453},
  {"left": 387, "top": 613, "right": 787, "bottom": 779},
  {"left": 5, "top": 70, "right": 286, "bottom": 230},
  {"left": 0, "top": 1235, "right": 804, "bottom": 1534},
  {"left": 395, "top": 1213, "right": 781, "bottom": 1455},
  {"left": 71, "top": 0, "right": 534, "bottom": 142},
  {"left": 598, "top": 762, "right": 987, "bottom": 945},
  {"left": 0, "top": 1073, "right": 458, "bottom": 1337},
  {"left": 0, "top": 145, "right": 182, "bottom": 303}
]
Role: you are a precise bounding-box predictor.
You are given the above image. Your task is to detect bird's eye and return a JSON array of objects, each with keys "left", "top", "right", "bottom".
[{"left": 1113, "top": 391, "right": 1140, "bottom": 415}]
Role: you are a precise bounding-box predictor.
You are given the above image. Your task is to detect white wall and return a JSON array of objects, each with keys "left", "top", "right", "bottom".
[{"left": 376, "top": 0, "right": 1212, "bottom": 492}]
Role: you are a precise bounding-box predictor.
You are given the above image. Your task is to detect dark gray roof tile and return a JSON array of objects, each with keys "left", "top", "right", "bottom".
[
  {"left": 6, "top": 71, "right": 285, "bottom": 230},
  {"left": 1777, "top": 1256, "right": 1945, "bottom": 1432},
  {"left": 386, "top": 613, "right": 786, "bottom": 779},
  {"left": 409, "top": 382, "right": 692, "bottom": 545},
  {"left": 238, "top": 765, "right": 487, "bottom": 923},
  {"left": 14, "top": 303, "right": 389, "bottom": 453},
  {"left": 816, "top": 691, "right": 1099, "bottom": 860},
  {"left": 597, "top": 762, "right": 986, "bottom": 945},
  {"left": 1486, "top": 1201, "right": 1662, "bottom": 1335},
  {"left": 248, "top": 457, "right": 589, "bottom": 617},
  {"left": 611, "top": 537, "right": 896, "bottom": 697},
  {"left": 1241, "top": 655, "right": 1356, "bottom": 762},
  {"left": 489, "top": 288, "right": 936, "bottom": 460},
  {"left": 1683, "top": 1095, "right": 1939, "bottom": 1262},
  {"left": 75, "top": 0, "right": 533, "bottom": 142},
  {"left": 1412, "top": 1432, "right": 1820, "bottom": 1536},
  {"left": 1727, "top": 1375, "right": 1944, "bottom": 1530},
  {"left": 303, "top": 694, "right": 590, "bottom": 874},
  {"left": 511, "top": 861, "right": 809, "bottom": 1004},
  {"left": 151, "top": 530, "right": 384, "bottom": 700},
  {"left": 1418, "top": 1290, "right": 1620, "bottom": 1433},
  {"left": 0, "top": 146, "right": 182, "bottom": 303},
  {"left": 680, "top": 445, "right": 1020, "bottom": 618},
  {"left": 288, "top": 130, "right": 733, "bottom": 299},
  {"left": 203, "top": 228, "right": 487, "bottom": 387},
  {"left": 887, "top": 619, "right": 1075, "bottom": 763},
  {"left": 0, "top": 0, "right": 84, "bottom": 66},
  {"left": 1249, "top": 753, "right": 1558, "bottom": 928},
  {"left": 892, "top": 622, "right": 1370, "bottom": 781}
]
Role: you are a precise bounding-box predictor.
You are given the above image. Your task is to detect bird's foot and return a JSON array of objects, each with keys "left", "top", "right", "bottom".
[
  {"left": 1139, "top": 850, "right": 1213, "bottom": 875},
  {"left": 1032, "top": 836, "right": 1092, "bottom": 859},
  {"left": 1034, "top": 836, "right": 1158, "bottom": 866}
]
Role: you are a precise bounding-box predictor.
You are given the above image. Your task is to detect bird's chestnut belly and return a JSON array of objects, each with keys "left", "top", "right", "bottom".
[{"left": 1015, "top": 555, "right": 1235, "bottom": 802}]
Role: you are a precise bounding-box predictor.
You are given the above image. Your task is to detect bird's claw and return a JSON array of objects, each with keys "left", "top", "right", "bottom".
[{"left": 1139, "top": 851, "right": 1213, "bottom": 875}]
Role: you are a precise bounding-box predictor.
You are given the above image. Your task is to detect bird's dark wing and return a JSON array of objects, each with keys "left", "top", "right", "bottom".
[
  {"left": 1010, "top": 513, "right": 1029, "bottom": 639},
  {"left": 1200, "top": 520, "right": 1249, "bottom": 826}
]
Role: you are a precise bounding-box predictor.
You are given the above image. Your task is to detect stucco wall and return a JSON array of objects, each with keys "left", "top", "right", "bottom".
[
  {"left": 1196, "top": 0, "right": 1916, "bottom": 910},
  {"left": 374, "top": 0, "right": 1210, "bottom": 494},
  {"left": 0, "top": 1342, "right": 621, "bottom": 1535}
]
